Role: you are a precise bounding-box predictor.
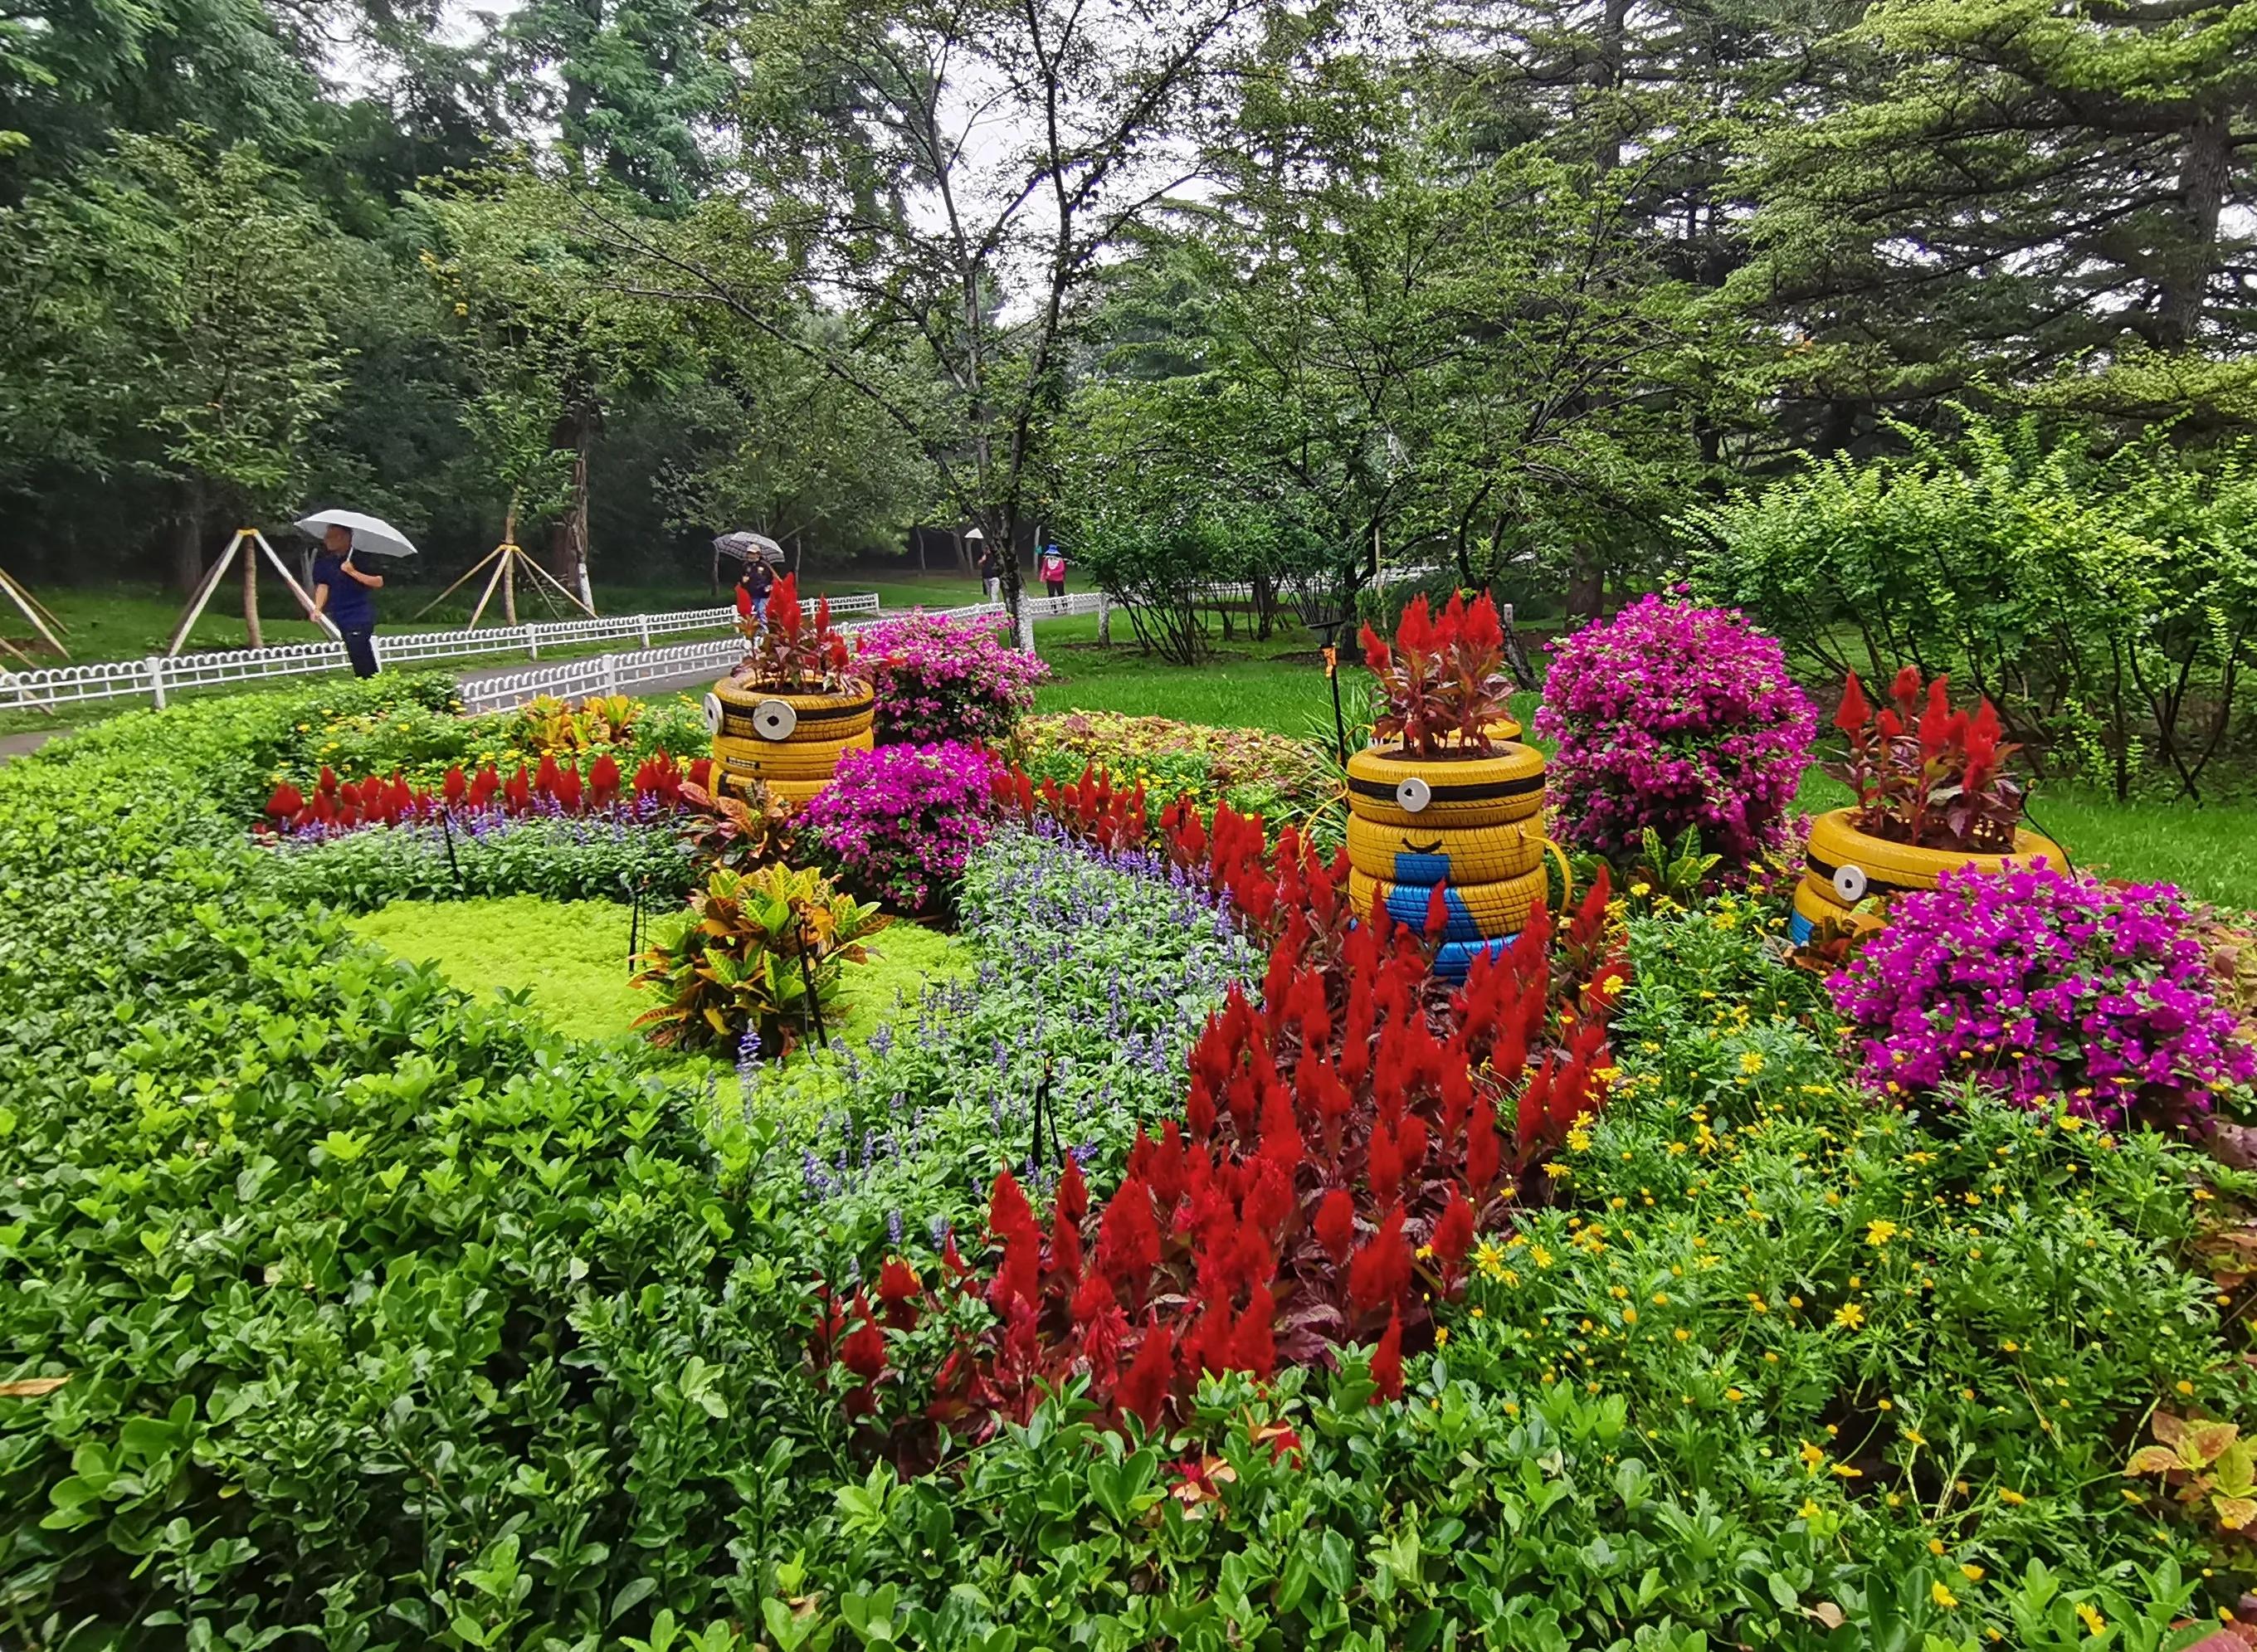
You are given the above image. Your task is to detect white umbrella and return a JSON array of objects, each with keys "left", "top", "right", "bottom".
[{"left": 295, "top": 509, "right": 419, "bottom": 558}]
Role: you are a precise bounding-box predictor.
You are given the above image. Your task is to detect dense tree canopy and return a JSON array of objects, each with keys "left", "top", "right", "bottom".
[{"left": 0, "top": 0, "right": 2251, "bottom": 607}]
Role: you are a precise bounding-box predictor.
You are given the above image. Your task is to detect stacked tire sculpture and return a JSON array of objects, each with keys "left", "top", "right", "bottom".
[
  {"left": 1791, "top": 808, "right": 2064, "bottom": 945},
  {"left": 1343, "top": 742, "right": 1548, "bottom": 980},
  {"left": 704, "top": 678, "right": 875, "bottom": 808}
]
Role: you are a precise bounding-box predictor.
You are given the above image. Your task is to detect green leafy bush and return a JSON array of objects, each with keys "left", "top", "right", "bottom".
[{"left": 1684, "top": 412, "right": 2257, "bottom": 799}]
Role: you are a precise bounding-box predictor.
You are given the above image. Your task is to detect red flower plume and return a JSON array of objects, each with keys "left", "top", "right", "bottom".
[
  {"left": 1369, "top": 1309, "right": 1404, "bottom": 1402},
  {"left": 1314, "top": 1188, "right": 1356, "bottom": 1264},
  {"left": 1116, "top": 1324, "right": 1175, "bottom": 1429},
  {"left": 1833, "top": 671, "right": 1870, "bottom": 735}
]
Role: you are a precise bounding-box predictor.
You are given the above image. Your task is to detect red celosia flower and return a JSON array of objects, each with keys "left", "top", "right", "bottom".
[
  {"left": 1096, "top": 1180, "right": 1162, "bottom": 1289},
  {"left": 1367, "top": 1122, "right": 1403, "bottom": 1209},
  {"left": 1258, "top": 1084, "right": 1302, "bottom": 1171},
  {"left": 841, "top": 1293, "right": 886, "bottom": 1382},
  {"left": 1431, "top": 1190, "right": 1475, "bottom": 1272},
  {"left": 1396, "top": 1113, "right": 1428, "bottom": 1178},
  {"left": 989, "top": 1169, "right": 1036, "bottom": 1241},
  {"left": 989, "top": 1226, "right": 1041, "bottom": 1316},
  {"left": 1116, "top": 1325, "right": 1175, "bottom": 1428},
  {"left": 1231, "top": 1294, "right": 1277, "bottom": 1380},
  {"left": 1074, "top": 1274, "right": 1128, "bottom": 1380},
  {"left": 588, "top": 753, "right": 621, "bottom": 800},
  {"left": 265, "top": 782, "right": 304, "bottom": 818},
  {"left": 1314, "top": 1188, "right": 1356, "bottom": 1264},
  {"left": 1359, "top": 621, "right": 1391, "bottom": 674},
  {"left": 1834, "top": 670, "right": 1871, "bottom": 735},
  {"left": 876, "top": 1257, "right": 922, "bottom": 1329},
  {"left": 1049, "top": 1205, "right": 1084, "bottom": 1290},
  {"left": 1423, "top": 881, "right": 1450, "bottom": 939},
  {"left": 1890, "top": 665, "right": 1923, "bottom": 717},
  {"left": 1057, "top": 1154, "right": 1089, "bottom": 1223},
  {"left": 1186, "top": 1076, "right": 1216, "bottom": 1140},
  {"left": 1243, "top": 1155, "right": 1295, "bottom": 1234},
  {"left": 1369, "top": 1309, "right": 1404, "bottom": 1401},
  {"left": 1348, "top": 1207, "right": 1412, "bottom": 1315}
]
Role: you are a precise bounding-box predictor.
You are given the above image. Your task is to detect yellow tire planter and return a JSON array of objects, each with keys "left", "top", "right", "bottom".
[
  {"left": 704, "top": 680, "right": 875, "bottom": 809},
  {"left": 1343, "top": 740, "right": 1548, "bottom": 980},
  {"left": 1790, "top": 808, "right": 2066, "bottom": 945},
  {"left": 1345, "top": 813, "right": 1544, "bottom": 885}
]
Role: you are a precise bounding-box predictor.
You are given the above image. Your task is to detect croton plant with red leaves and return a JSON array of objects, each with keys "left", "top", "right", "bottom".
[
  {"left": 260, "top": 752, "right": 709, "bottom": 836},
  {"left": 812, "top": 779, "right": 1624, "bottom": 1464},
  {"left": 1358, "top": 591, "right": 1514, "bottom": 758},
  {"left": 1829, "top": 667, "right": 2027, "bottom": 853}
]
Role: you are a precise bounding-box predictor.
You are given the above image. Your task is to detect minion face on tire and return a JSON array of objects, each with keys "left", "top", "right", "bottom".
[
  {"left": 1340, "top": 737, "right": 1552, "bottom": 981},
  {"left": 708, "top": 678, "right": 875, "bottom": 811},
  {"left": 1345, "top": 814, "right": 1544, "bottom": 886}
]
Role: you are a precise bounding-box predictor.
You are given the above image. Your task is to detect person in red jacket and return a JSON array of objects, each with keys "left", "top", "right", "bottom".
[{"left": 1039, "top": 546, "right": 1067, "bottom": 598}]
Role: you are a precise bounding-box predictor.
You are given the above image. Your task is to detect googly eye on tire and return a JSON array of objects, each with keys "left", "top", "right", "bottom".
[
  {"left": 1395, "top": 776, "right": 1432, "bottom": 814},
  {"left": 1830, "top": 861, "right": 1869, "bottom": 904},
  {"left": 702, "top": 692, "right": 724, "bottom": 738},
  {"left": 752, "top": 698, "right": 799, "bottom": 741}
]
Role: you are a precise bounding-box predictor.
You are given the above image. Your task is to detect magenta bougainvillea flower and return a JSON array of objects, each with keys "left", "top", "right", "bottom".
[
  {"left": 856, "top": 612, "right": 1048, "bottom": 747},
  {"left": 1830, "top": 861, "right": 2256, "bottom": 1128},
  {"left": 1535, "top": 596, "right": 1817, "bottom": 866},
  {"left": 800, "top": 741, "right": 1003, "bottom": 913}
]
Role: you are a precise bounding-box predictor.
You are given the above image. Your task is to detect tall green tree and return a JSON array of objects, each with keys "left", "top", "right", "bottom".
[
  {"left": 0, "top": 128, "right": 344, "bottom": 587},
  {"left": 1738, "top": 0, "right": 2257, "bottom": 441}
]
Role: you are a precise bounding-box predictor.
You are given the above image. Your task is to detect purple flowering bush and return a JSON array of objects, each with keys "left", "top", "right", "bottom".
[
  {"left": 856, "top": 612, "right": 1049, "bottom": 747},
  {"left": 1535, "top": 595, "right": 1817, "bottom": 866},
  {"left": 1830, "top": 860, "right": 2256, "bottom": 1127},
  {"left": 800, "top": 740, "right": 1003, "bottom": 914}
]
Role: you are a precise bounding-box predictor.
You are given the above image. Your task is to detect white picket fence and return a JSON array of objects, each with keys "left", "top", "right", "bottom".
[
  {"left": 0, "top": 592, "right": 882, "bottom": 713},
  {"left": 456, "top": 592, "right": 1109, "bottom": 713}
]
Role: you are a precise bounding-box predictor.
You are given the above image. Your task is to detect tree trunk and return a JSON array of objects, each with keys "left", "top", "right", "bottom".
[
  {"left": 547, "top": 404, "right": 595, "bottom": 591},
  {"left": 1565, "top": 547, "right": 1605, "bottom": 625},
  {"left": 242, "top": 538, "right": 261, "bottom": 649},
  {"left": 170, "top": 493, "right": 207, "bottom": 595},
  {"left": 2157, "top": 113, "right": 2230, "bottom": 347}
]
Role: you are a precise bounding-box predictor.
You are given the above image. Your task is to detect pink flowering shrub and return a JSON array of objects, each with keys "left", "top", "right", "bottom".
[
  {"left": 1830, "top": 861, "right": 2256, "bottom": 1128},
  {"left": 1535, "top": 596, "right": 1817, "bottom": 866},
  {"left": 800, "top": 741, "right": 1003, "bottom": 913},
  {"left": 856, "top": 612, "right": 1049, "bottom": 747}
]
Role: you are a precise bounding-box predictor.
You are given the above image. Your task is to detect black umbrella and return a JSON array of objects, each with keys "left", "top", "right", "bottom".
[{"left": 713, "top": 531, "right": 785, "bottom": 564}]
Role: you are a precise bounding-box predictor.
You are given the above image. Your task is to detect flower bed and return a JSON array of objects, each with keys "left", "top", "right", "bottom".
[
  {"left": 856, "top": 610, "right": 1048, "bottom": 745},
  {"left": 1830, "top": 860, "right": 2256, "bottom": 1126},
  {"left": 1017, "top": 711, "right": 1330, "bottom": 831},
  {"left": 797, "top": 740, "right": 1001, "bottom": 914},
  {"left": 10, "top": 676, "right": 2257, "bottom": 1650}
]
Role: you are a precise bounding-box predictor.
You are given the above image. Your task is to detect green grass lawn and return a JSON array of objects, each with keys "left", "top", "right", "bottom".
[{"left": 346, "top": 892, "right": 971, "bottom": 1050}]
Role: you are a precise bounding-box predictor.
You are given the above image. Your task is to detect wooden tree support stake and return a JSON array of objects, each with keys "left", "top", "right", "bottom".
[
  {"left": 166, "top": 529, "right": 337, "bottom": 657},
  {"left": 0, "top": 568, "right": 69, "bottom": 664}
]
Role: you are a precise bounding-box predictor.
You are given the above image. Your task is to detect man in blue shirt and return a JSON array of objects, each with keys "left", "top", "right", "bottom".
[{"left": 311, "top": 524, "right": 384, "bottom": 677}]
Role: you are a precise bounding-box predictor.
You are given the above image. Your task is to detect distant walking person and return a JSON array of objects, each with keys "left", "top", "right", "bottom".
[
  {"left": 1039, "top": 545, "right": 1067, "bottom": 599},
  {"left": 734, "top": 558, "right": 774, "bottom": 626},
  {"left": 979, "top": 543, "right": 1002, "bottom": 604},
  {"left": 311, "top": 524, "right": 383, "bottom": 678}
]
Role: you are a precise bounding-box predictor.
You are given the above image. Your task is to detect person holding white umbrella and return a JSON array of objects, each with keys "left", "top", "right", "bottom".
[{"left": 298, "top": 509, "right": 417, "bottom": 678}]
